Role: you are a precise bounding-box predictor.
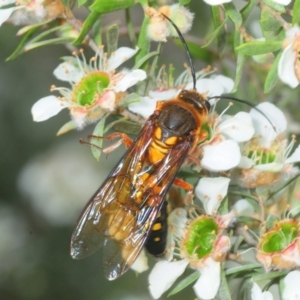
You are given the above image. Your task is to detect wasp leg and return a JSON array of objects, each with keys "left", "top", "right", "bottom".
[
  {"left": 87, "top": 133, "right": 133, "bottom": 154},
  {"left": 173, "top": 178, "right": 194, "bottom": 206}
]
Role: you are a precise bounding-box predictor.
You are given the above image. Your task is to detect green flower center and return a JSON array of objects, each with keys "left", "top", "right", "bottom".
[
  {"left": 184, "top": 217, "right": 218, "bottom": 259},
  {"left": 72, "top": 72, "right": 110, "bottom": 106},
  {"left": 248, "top": 150, "right": 276, "bottom": 165},
  {"left": 262, "top": 221, "right": 299, "bottom": 253}
]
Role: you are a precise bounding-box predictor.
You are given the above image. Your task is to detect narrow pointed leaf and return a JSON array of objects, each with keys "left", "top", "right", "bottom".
[
  {"left": 56, "top": 120, "right": 77, "bottom": 136},
  {"left": 168, "top": 271, "right": 200, "bottom": 297},
  {"left": 218, "top": 266, "right": 231, "bottom": 300},
  {"left": 73, "top": 10, "right": 101, "bottom": 45},
  {"left": 106, "top": 24, "right": 119, "bottom": 56},
  {"left": 90, "top": 0, "right": 136, "bottom": 13},
  {"left": 235, "top": 41, "right": 282, "bottom": 55},
  {"left": 264, "top": 51, "right": 282, "bottom": 93},
  {"left": 91, "top": 114, "right": 108, "bottom": 161},
  {"left": 293, "top": 0, "right": 300, "bottom": 25},
  {"left": 224, "top": 2, "right": 242, "bottom": 27}
]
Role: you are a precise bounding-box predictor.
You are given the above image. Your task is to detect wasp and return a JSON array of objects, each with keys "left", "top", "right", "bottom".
[
  {"left": 70, "top": 14, "right": 213, "bottom": 280},
  {"left": 70, "top": 87, "right": 211, "bottom": 279}
]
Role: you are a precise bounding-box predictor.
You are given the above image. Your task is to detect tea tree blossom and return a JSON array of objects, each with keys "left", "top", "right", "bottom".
[
  {"left": 149, "top": 177, "right": 234, "bottom": 300},
  {"left": 31, "top": 47, "right": 147, "bottom": 130},
  {"left": 278, "top": 26, "right": 300, "bottom": 88},
  {"left": 0, "top": 0, "right": 65, "bottom": 26},
  {"left": 146, "top": 4, "right": 194, "bottom": 42},
  {"left": 238, "top": 102, "right": 300, "bottom": 188}
]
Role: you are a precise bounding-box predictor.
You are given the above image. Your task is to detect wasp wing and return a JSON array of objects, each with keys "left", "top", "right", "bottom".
[
  {"left": 71, "top": 116, "right": 192, "bottom": 280},
  {"left": 70, "top": 118, "right": 154, "bottom": 259}
]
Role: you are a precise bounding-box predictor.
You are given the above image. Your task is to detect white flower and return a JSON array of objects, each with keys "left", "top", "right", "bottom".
[
  {"left": 251, "top": 283, "right": 273, "bottom": 300},
  {"left": 146, "top": 4, "right": 194, "bottom": 42},
  {"left": 148, "top": 203, "right": 232, "bottom": 299},
  {"left": 232, "top": 199, "right": 255, "bottom": 217},
  {"left": 272, "top": 0, "right": 291, "bottom": 5},
  {"left": 31, "top": 47, "right": 146, "bottom": 130},
  {"left": 195, "top": 177, "right": 230, "bottom": 215},
  {"left": 282, "top": 271, "right": 300, "bottom": 300},
  {"left": 0, "top": 0, "right": 64, "bottom": 26},
  {"left": 203, "top": 0, "right": 232, "bottom": 5},
  {"left": 278, "top": 26, "right": 300, "bottom": 88},
  {"left": 130, "top": 249, "right": 149, "bottom": 274},
  {"left": 128, "top": 69, "right": 234, "bottom": 119}
]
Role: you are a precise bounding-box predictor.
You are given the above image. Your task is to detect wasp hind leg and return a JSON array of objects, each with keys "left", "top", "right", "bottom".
[
  {"left": 173, "top": 178, "right": 194, "bottom": 206},
  {"left": 81, "top": 132, "right": 133, "bottom": 154}
]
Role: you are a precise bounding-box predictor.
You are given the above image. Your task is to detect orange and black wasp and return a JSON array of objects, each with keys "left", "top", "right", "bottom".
[{"left": 71, "top": 15, "right": 221, "bottom": 280}]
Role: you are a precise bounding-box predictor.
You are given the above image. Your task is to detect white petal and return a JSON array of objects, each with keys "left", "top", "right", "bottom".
[
  {"left": 254, "top": 162, "right": 283, "bottom": 172},
  {"left": 272, "top": 0, "right": 291, "bottom": 5},
  {"left": 201, "top": 140, "right": 241, "bottom": 171},
  {"left": 203, "top": 0, "right": 231, "bottom": 4},
  {"left": 193, "top": 258, "right": 220, "bottom": 300},
  {"left": 286, "top": 144, "right": 300, "bottom": 164},
  {"left": 128, "top": 96, "right": 157, "bottom": 118},
  {"left": 130, "top": 249, "right": 148, "bottom": 273},
  {"left": 53, "top": 62, "right": 84, "bottom": 82},
  {"left": 282, "top": 271, "right": 300, "bottom": 300},
  {"left": 238, "top": 156, "right": 254, "bottom": 168},
  {"left": 218, "top": 112, "right": 254, "bottom": 142},
  {"left": 195, "top": 177, "right": 230, "bottom": 214},
  {"left": 232, "top": 199, "right": 254, "bottom": 217},
  {"left": 168, "top": 208, "right": 187, "bottom": 239},
  {"left": 113, "top": 69, "right": 146, "bottom": 92},
  {"left": 0, "top": 0, "right": 15, "bottom": 7},
  {"left": 278, "top": 44, "right": 299, "bottom": 88},
  {"left": 31, "top": 96, "right": 65, "bottom": 122},
  {"left": 211, "top": 74, "right": 234, "bottom": 93},
  {"left": 149, "top": 89, "right": 178, "bottom": 100},
  {"left": 108, "top": 47, "right": 139, "bottom": 70},
  {"left": 185, "top": 78, "right": 225, "bottom": 97},
  {"left": 0, "top": 6, "right": 19, "bottom": 26},
  {"left": 250, "top": 102, "right": 287, "bottom": 147},
  {"left": 286, "top": 27, "right": 300, "bottom": 39},
  {"left": 148, "top": 260, "right": 188, "bottom": 299},
  {"left": 251, "top": 283, "right": 273, "bottom": 300}
]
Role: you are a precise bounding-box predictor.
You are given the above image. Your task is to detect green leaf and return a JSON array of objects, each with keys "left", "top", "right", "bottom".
[
  {"left": 232, "top": 30, "right": 246, "bottom": 92},
  {"left": 90, "top": 0, "right": 136, "bottom": 13},
  {"left": 91, "top": 114, "right": 108, "bottom": 161},
  {"left": 16, "top": 19, "right": 52, "bottom": 36},
  {"left": 179, "top": 0, "right": 190, "bottom": 5},
  {"left": 133, "top": 50, "right": 160, "bottom": 70},
  {"left": 224, "top": 2, "right": 242, "bottom": 27},
  {"left": 225, "top": 264, "right": 262, "bottom": 276},
  {"left": 260, "top": 7, "right": 283, "bottom": 41},
  {"left": 168, "top": 271, "right": 200, "bottom": 296},
  {"left": 119, "top": 93, "right": 141, "bottom": 106},
  {"left": 202, "top": 16, "right": 228, "bottom": 48},
  {"left": 91, "top": 16, "right": 102, "bottom": 45},
  {"left": 219, "top": 266, "right": 231, "bottom": 300},
  {"left": 293, "top": 0, "right": 300, "bottom": 25},
  {"left": 252, "top": 271, "right": 287, "bottom": 281},
  {"left": 241, "top": 0, "right": 258, "bottom": 21},
  {"left": 73, "top": 10, "right": 101, "bottom": 45},
  {"left": 106, "top": 24, "right": 119, "bottom": 55},
  {"left": 262, "top": 0, "right": 286, "bottom": 13},
  {"left": 6, "top": 27, "right": 39, "bottom": 60},
  {"left": 211, "top": 6, "right": 227, "bottom": 54},
  {"left": 56, "top": 121, "right": 77, "bottom": 136},
  {"left": 235, "top": 41, "right": 282, "bottom": 56},
  {"left": 264, "top": 51, "right": 282, "bottom": 93},
  {"left": 24, "top": 37, "right": 74, "bottom": 51},
  {"left": 135, "top": 15, "right": 151, "bottom": 69},
  {"left": 219, "top": 196, "right": 228, "bottom": 214},
  {"left": 112, "top": 119, "right": 141, "bottom": 135},
  {"left": 77, "top": 0, "right": 87, "bottom": 7}
]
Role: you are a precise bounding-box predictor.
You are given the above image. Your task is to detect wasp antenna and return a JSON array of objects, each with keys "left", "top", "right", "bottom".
[
  {"left": 208, "top": 95, "right": 277, "bottom": 133},
  {"left": 162, "top": 13, "right": 196, "bottom": 91}
]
